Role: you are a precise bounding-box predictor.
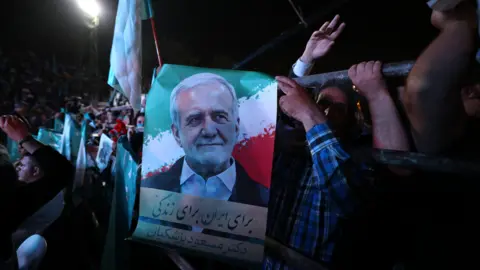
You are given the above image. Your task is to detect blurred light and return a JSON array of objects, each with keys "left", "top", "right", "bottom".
[{"left": 77, "top": 0, "right": 101, "bottom": 18}]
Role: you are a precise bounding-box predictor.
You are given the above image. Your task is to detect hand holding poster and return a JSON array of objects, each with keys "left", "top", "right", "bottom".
[{"left": 132, "top": 65, "right": 277, "bottom": 264}]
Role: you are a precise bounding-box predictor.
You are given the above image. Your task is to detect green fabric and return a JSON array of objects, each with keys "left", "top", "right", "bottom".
[
  {"left": 37, "top": 128, "right": 62, "bottom": 152},
  {"left": 101, "top": 137, "right": 137, "bottom": 270},
  {"left": 6, "top": 138, "right": 19, "bottom": 162}
]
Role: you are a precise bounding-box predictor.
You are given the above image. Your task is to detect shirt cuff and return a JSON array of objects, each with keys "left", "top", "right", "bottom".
[
  {"left": 292, "top": 59, "right": 314, "bottom": 77},
  {"left": 306, "top": 123, "right": 350, "bottom": 160}
]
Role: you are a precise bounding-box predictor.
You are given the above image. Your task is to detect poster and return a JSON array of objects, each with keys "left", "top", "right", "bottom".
[
  {"left": 96, "top": 134, "right": 114, "bottom": 172},
  {"left": 132, "top": 65, "right": 277, "bottom": 264}
]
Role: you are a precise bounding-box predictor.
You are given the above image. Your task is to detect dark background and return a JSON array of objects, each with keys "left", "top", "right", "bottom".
[{"left": 0, "top": 0, "right": 436, "bottom": 80}]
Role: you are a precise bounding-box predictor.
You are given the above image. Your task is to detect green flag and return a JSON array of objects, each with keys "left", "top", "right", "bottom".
[
  {"left": 37, "top": 128, "right": 62, "bottom": 153},
  {"left": 54, "top": 118, "right": 64, "bottom": 133},
  {"left": 6, "top": 138, "right": 20, "bottom": 162},
  {"left": 101, "top": 136, "right": 138, "bottom": 270}
]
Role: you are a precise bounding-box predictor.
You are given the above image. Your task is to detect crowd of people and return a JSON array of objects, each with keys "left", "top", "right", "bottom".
[
  {"left": 0, "top": 47, "right": 147, "bottom": 269},
  {"left": 1, "top": 1, "right": 480, "bottom": 270}
]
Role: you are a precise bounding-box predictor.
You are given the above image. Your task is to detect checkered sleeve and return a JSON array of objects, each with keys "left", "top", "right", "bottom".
[{"left": 306, "top": 123, "right": 359, "bottom": 216}]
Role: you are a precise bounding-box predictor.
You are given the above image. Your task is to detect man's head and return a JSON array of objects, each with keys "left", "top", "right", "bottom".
[
  {"left": 170, "top": 73, "right": 239, "bottom": 172},
  {"left": 316, "top": 86, "right": 351, "bottom": 136},
  {"left": 16, "top": 154, "right": 43, "bottom": 183}
]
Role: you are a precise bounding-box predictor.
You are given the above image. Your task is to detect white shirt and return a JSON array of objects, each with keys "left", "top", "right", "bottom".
[
  {"left": 180, "top": 158, "right": 236, "bottom": 200},
  {"left": 180, "top": 158, "right": 236, "bottom": 232},
  {"left": 292, "top": 59, "right": 314, "bottom": 77}
]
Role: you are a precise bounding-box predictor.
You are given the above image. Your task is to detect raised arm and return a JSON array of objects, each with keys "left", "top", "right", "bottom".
[
  {"left": 402, "top": 3, "right": 477, "bottom": 154},
  {"left": 0, "top": 115, "right": 74, "bottom": 233},
  {"left": 290, "top": 15, "right": 346, "bottom": 78},
  {"left": 276, "top": 76, "right": 363, "bottom": 216}
]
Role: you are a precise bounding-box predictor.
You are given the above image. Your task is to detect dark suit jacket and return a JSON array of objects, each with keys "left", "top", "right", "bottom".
[{"left": 142, "top": 157, "right": 268, "bottom": 208}]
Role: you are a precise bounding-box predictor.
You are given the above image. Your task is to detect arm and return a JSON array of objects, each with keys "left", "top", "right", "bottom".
[
  {"left": 289, "top": 15, "right": 345, "bottom": 78},
  {"left": 277, "top": 76, "right": 364, "bottom": 216},
  {"left": 0, "top": 116, "right": 73, "bottom": 233},
  {"left": 349, "top": 61, "right": 411, "bottom": 175},
  {"left": 403, "top": 6, "right": 476, "bottom": 154},
  {"left": 306, "top": 123, "right": 360, "bottom": 216}
]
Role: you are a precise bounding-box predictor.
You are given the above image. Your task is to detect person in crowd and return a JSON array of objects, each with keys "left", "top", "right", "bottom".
[
  {"left": 142, "top": 73, "right": 269, "bottom": 208},
  {"left": 0, "top": 115, "right": 73, "bottom": 270},
  {"left": 15, "top": 154, "right": 44, "bottom": 184},
  {"left": 403, "top": 0, "right": 479, "bottom": 156},
  {"left": 399, "top": 2, "right": 480, "bottom": 269},
  {"left": 106, "top": 110, "right": 120, "bottom": 128},
  {"left": 265, "top": 15, "right": 410, "bottom": 270},
  {"left": 134, "top": 112, "right": 145, "bottom": 130}
]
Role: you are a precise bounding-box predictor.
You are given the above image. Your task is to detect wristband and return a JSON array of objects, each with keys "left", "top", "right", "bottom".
[{"left": 19, "top": 135, "right": 34, "bottom": 147}]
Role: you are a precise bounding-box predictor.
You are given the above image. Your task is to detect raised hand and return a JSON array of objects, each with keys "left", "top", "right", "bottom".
[
  {"left": 276, "top": 76, "right": 326, "bottom": 131},
  {"left": 0, "top": 115, "right": 30, "bottom": 142},
  {"left": 300, "top": 15, "right": 346, "bottom": 63}
]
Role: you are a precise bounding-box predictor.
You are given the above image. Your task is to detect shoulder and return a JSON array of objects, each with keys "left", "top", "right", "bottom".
[{"left": 142, "top": 158, "right": 183, "bottom": 190}]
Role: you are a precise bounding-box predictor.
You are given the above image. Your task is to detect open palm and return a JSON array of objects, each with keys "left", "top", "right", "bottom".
[{"left": 301, "top": 15, "right": 346, "bottom": 63}]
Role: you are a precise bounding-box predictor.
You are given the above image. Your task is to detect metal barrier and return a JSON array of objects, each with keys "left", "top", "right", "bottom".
[{"left": 295, "top": 61, "right": 414, "bottom": 89}]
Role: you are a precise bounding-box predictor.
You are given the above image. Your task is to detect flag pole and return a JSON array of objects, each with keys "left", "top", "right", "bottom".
[{"left": 150, "top": 18, "right": 163, "bottom": 69}]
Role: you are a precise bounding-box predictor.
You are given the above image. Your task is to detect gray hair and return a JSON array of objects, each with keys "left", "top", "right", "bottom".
[{"left": 170, "top": 73, "right": 238, "bottom": 127}]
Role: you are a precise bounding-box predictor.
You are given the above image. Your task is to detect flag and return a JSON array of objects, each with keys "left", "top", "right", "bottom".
[
  {"left": 101, "top": 136, "right": 139, "bottom": 270},
  {"left": 54, "top": 118, "right": 64, "bottom": 132},
  {"left": 73, "top": 120, "right": 89, "bottom": 195},
  {"left": 36, "top": 128, "right": 62, "bottom": 153},
  {"left": 6, "top": 137, "right": 19, "bottom": 162},
  {"left": 108, "top": 0, "right": 154, "bottom": 111},
  {"left": 59, "top": 114, "right": 82, "bottom": 162}
]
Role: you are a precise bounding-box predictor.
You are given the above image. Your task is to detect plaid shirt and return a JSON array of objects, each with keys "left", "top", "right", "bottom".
[{"left": 264, "top": 123, "right": 364, "bottom": 269}]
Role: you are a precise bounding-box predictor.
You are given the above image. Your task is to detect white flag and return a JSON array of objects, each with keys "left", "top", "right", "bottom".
[{"left": 108, "top": 0, "right": 144, "bottom": 111}]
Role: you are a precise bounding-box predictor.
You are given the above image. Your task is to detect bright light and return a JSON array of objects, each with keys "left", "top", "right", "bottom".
[{"left": 77, "top": 0, "right": 101, "bottom": 18}]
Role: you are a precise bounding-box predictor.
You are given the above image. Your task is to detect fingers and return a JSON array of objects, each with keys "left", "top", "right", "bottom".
[
  {"left": 325, "top": 15, "right": 340, "bottom": 35},
  {"left": 278, "top": 96, "right": 291, "bottom": 117},
  {"left": 319, "top": 21, "right": 330, "bottom": 32},
  {"left": 315, "top": 15, "right": 345, "bottom": 38},
  {"left": 348, "top": 64, "right": 357, "bottom": 78},
  {"left": 276, "top": 76, "right": 298, "bottom": 95},
  {"left": 329, "top": 22, "right": 346, "bottom": 40},
  {"left": 365, "top": 61, "right": 374, "bottom": 73},
  {"left": 373, "top": 60, "right": 382, "bottom": 74},
  {"left": 0, "top": 115, "right": 14, "bottom": 130}
]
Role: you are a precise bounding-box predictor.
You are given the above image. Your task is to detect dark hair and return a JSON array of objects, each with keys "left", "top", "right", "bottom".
[
  {"left": 109, "top": 110, "right": 121, "bottom": 118},
  {"left": 317, "top": 83, "right": 362, "bottom": 136},
  {"left": 134, "top": 112, "right": 145, "bottom": 124}
]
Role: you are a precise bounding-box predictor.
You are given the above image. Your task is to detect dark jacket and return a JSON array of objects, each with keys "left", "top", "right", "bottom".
[{"left": 0, "top": 145, "right": 74, "bottom": 263}]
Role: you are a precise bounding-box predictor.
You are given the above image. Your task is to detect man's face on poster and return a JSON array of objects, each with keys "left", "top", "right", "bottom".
[{"left": 172, "top": 81, "right": 239, "bottom": 169}]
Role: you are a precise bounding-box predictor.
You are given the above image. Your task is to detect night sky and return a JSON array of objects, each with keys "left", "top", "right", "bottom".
[{"left": 0, "top": 0, "right": 437, "bottom": 80}]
